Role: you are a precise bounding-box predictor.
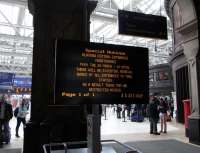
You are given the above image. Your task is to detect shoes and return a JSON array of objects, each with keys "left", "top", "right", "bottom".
[
  {"left": 150, "top": 132, "right": 153, "bottom": 134},
  {"left": 153, "top": 132, "right": 160, "bottom": 135},
  {"left": 15, "top": 134, "right": 20, "bottom": 138},
  {"left": 160, "top": 131, "right": 167, "bottom": 133}
]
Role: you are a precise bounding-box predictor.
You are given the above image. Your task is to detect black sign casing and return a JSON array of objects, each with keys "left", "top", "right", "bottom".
[
  {"left": 118, "top": 10, "right": 168, "bottom": 39},
  {"left": 55, "top": 40, "right": 149, "bottom": 105}
]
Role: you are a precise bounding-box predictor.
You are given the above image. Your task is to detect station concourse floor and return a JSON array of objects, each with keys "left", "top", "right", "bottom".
[{"left": 2, "top": 107, "right": 190, "bottom": 151}]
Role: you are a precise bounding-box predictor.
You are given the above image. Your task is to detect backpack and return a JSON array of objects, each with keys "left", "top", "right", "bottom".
[
  {"left": 14, "top": 107, "right": 19, "bottom": 117},
  {"left": 5, "top": 103, "right": 13, "bottom": 121}
]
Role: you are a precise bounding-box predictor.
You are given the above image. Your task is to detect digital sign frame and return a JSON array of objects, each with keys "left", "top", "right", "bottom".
[
  {"left": 118, "top": 10, "right": 168, "bottom": 40},
  {"left": 55, "top": 39, "right": 149, "bottom": 105}
]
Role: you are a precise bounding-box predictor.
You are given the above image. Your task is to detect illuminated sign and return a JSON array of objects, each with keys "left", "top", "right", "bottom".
[
  {"left": 55, "top": 40, "right": 149, "bottom": 105},
  {"left": 0, "top": 72, "right": 14, "bottom": 86},
  {"left": 14, "top": 87, "right": 31, "bottom": 93},
  {"left": 14, "top": 76, "right": 32, "bottom": 87},
  {"left": 118, "top": 10, "right": 168, "bottom": 39}
]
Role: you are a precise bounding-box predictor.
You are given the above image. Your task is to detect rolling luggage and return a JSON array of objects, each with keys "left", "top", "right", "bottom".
[{"left": 131, "top": 111, "right": 144, "bottom": 122}]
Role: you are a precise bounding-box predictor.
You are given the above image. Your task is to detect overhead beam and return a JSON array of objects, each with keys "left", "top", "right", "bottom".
[
  {"left": 0, "top": 33, "right": 33, "bottom": 42},
  {"left": 17, "top": 7, "right": 26, "bottom": 28},
  {"left": 0, "top": 63, "right": 32, "bottom": 68},
  {"left": 0, "top": 50, "right": 32, "bottom": 57},
  {"left": 91, "top": 22, "right": 108, "bottom": 37},
  {"left": 0, "top": 0, "right": 27, "bottom": 8},
  {"left": 0, "top": 21, "right": 33, "bottom": 30},
  {"left": 91, "top": 13, "right": 116, "bottom": 23},
  {"left": 0, "top": 68, "right": 32, "bottom": 74},
  {"left": 95, "top": 6, "right": 117, "bottom": 16}
]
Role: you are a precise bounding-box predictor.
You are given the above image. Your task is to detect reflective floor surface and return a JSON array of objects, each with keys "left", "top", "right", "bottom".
[{"left": 1, "top": 107, "right": 190, "bottom": 151}]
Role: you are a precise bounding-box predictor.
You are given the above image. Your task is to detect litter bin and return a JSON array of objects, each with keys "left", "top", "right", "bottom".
[{"left": 182, "top": 99, "right": 190, "bottom": 137}]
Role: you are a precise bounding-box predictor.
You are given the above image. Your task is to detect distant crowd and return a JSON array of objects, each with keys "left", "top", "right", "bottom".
[
  {"left": 102, "top": 95, "right": 174, "bottom": 135},
  {"left": 0, "top": 94, "right": 30, "bottom": 148}
]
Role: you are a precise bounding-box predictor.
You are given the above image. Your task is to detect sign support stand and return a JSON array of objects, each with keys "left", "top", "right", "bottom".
[{"left": 87, "top": 104, "right": 101, "bottom": 153}]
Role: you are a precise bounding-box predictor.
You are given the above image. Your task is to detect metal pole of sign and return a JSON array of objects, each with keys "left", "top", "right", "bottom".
[
  {"left": 104, "top": 105, "right": 107, "bottom": 120},
  {"left": 87, "top": 104, "right": 101, "bottom": 153}
]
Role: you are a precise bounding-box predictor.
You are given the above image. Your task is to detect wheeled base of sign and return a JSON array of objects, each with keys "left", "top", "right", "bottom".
[{"left": 43, "top": 140, "right": 142, "bottom": 153}]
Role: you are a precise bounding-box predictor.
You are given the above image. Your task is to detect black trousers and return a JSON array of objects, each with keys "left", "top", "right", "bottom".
[
  {"left": 0, "top": 120, "right": 3, "bottom": 144},
  {"left": 16, "top": 117, "right": 26, "bottom": 135},
  {"left": 150, "top": 118, "right": 158, "bottom": 133}
]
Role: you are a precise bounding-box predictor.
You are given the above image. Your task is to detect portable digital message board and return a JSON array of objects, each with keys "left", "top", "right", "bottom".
[
  {"left": 118, "top": 10, "right": 168, "bottom": 40},
  {"left": 55, "top": 40, "right": 149, "bottom": 105}
]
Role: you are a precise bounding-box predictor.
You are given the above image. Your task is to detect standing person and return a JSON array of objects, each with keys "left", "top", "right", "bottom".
[
  {"left": 15, "top": 98, "right": 29, "bottom": 138},
  {"left": 0, "top": 94, "right": 13, "bottom": 147},
  {"left": 126, "top": 104, "right": 131, "bottom": 120},
  {"left": 159, "top": 98, "right": 168, "bottom": 133},
  {"left": 3, "top": 94, "right": 13, "bottom": 144},
  {"left": 0, "top": 95, "right": 6, "bottom": 147},
  {"left": 116, "top": 104, "right": 122, "bottom": 118},
  {"left": 169, "top": 99, "right": 174, "bottom": 118},
  {"left": 148, "top": 96, "right": 160, "bottom": 135}
]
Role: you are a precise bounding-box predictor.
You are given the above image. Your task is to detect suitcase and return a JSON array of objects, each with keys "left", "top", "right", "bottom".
[{"left": 131, "top": 112, "right": 144, "bottom": 122}]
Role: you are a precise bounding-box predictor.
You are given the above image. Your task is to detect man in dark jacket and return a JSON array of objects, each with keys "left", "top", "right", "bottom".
[
  {"left": 0, "top": 96, "right": 5, "bottom": 147},
  {"left": 4, "top": 95, "right": 13, "bottom": 143},
  {"left": 0, "top": 95, "right": 13, "bottom": 147},
  {"left": 148, "top": 96, "right": 160, "bottom": 135}
]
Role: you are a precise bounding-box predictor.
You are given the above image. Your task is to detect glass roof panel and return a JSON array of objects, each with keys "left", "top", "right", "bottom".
[
  {"left": 0, "top": 3, "right": 19, "bottom": 24},
  {"left": 20, "top": 29, "right": 33, "bottom": 37},
  {"left": 0, "top": 0, "right": 172, "bottom": 74},
  {"left": 23, "top": 9, "right": 33, "bottom": 27},
  {"left": 113, "top": 0, "right": 130, "bottom": 9},
  {"left": 0, "top": 26, "right": 15, "bottom": 35}
]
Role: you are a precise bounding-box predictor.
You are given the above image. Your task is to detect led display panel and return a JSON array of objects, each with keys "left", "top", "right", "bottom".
[{"left": 55, "top": 40, "right": 149, "bottom": 105}]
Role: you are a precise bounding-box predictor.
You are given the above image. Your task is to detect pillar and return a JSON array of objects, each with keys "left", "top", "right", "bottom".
[
  {"left": 24, "top": 0, "right": 97, "bottom": 153},
  {"left": 166, "top": 0, "right": 200, "bottom": 145}
]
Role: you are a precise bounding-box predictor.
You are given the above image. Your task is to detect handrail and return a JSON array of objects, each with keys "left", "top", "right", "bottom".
[
  {"left": 101, "top": 139, "right": 142, "bottom": 153},
  {"left": 42, "top": 139, "right": 143, "bottom": 153}
]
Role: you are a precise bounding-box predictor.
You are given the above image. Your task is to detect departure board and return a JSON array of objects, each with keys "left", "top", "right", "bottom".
[
  {"left": 55, "top": 40, "right": 149, "bottom": 105},
  {"left": 118, "top": 10, "right": 168, "bottom": 40}
]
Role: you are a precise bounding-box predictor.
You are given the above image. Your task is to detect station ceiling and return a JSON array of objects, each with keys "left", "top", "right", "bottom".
[{"left": 0, "top": 0, "right": 172, "bottom": 75}]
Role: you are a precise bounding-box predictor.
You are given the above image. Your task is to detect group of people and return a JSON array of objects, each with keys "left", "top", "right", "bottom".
[
  {"left": 148, "top": 95, "right": 173, "bottom": 135},
  {"left": 0, "top": 94, "right": 29, "bottom": 148}
]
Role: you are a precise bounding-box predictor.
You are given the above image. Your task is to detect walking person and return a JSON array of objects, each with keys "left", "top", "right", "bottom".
[
  {"left": 15, "top": 98, "right": 29, "bottom": 138},
  {"left": 148, "top": 95, "right": 160, "bottom": 135},
  {"left": 159, "top": 98, "right": 168, "bottom": 133}
]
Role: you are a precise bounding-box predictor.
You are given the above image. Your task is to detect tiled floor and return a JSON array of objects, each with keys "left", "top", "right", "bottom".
[
  {"left": 1, "top": 107, "right": 190, "bottom": 150},
  {"left": 101, "top": 107, "right": 188, "bottom": 143}
]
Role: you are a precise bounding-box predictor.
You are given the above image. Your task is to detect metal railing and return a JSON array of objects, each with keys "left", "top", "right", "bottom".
[{"left": 43, "top": 139, "right": 143, "bottom": 153}]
